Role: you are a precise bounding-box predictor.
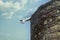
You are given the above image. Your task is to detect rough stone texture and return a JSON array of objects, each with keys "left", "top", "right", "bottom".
[{"left": 30, "top": 0, "right": 60, "bottom": 40}]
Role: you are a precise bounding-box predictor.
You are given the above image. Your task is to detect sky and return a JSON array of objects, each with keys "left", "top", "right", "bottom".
[{"left": 0, "top": 0, "right": 50, "bottom": 40}]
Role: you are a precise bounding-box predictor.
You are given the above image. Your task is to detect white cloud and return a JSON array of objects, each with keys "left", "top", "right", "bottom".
[
  {"left": 2, "top": 12, "right": 14, "bottom": 19},
  {"left": 30, "top": 0, "right": 39, "bottom": 4},
  {"left": 0, "top": 0, "right": 28, "bottom": 12},
  {"left": 21, "top": 0, "right": 27, "bottom": 5},
  {"left": 0, "top": 0, "right": 4, "bottom": 5},
  {"left": 35, "top": 0, "right": 39, "bottom": 2},
  {"left": 0, "top": 0, "right": 28, "bottom": 19}
]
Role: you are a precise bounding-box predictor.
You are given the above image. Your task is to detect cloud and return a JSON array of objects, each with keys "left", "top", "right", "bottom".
[
  {"left": 2, "top": 12, "right": 14, "bottom": 19},
  {"left": 30, "top": 0, "right": 39, "bottom": 4},
  {"left": 0, "top": 0, "right": 27, "bottom": 12},
  {"left": 0, "top": 0, "right": 28, "bottom": 19},
  {"left": 35, "top": 0, "right": 39, "bottom": 2}
]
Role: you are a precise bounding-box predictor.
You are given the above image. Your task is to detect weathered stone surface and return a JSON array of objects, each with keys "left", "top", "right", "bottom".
[
  {"left": 42, "top": 24, "right": 60, "bottom": 40},
  {"left": 30, "top": 0, "right": 60, "bottom": 40}
]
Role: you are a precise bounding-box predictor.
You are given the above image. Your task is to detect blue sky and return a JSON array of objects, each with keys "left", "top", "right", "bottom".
[{"left": 0, "top": 0, "right": 50, "bottom": 40}]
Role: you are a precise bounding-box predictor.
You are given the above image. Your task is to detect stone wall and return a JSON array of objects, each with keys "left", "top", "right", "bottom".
[
  {"left": 30, "top": 0, "right": 60, "bottom": 40},
  {"left": 42, "top": 24, "right": 60, "bottom": 40}
]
